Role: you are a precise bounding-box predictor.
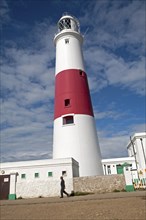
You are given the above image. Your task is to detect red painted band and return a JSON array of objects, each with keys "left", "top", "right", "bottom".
[{"left": 54, "top": 69, "right": 94, "bottom": 119}]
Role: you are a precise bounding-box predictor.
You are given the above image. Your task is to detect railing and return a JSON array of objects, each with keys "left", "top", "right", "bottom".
[{"left": 133, "top": 178, "right": 146, "bottom": 189}]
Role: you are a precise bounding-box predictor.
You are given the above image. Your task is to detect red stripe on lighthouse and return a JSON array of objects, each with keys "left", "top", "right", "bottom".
[{"left": 54, "top": 69, "right": 94, "bottom": 119}]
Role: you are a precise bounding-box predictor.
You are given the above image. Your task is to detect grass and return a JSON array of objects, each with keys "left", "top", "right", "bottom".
[
  {"left": 113, "top": 189, "right": 126, "bottom": 192},
  {"left": 74, "top": 191, "right": 94, "bottom": 196}
]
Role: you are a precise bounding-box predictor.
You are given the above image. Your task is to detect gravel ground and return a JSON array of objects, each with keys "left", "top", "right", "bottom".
[{"left": 0, "top": 191, "right": 146, "bottom": 220}]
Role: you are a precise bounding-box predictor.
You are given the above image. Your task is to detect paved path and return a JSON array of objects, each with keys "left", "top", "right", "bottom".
[
  {"left": 1, "top": 191, "right": 146, "bottom": 220},
  {"left": 0, "top": 191, "right": 145, "bottom": 206}
]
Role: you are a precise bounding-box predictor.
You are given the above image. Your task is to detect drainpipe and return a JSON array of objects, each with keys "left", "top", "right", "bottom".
[
  {"left": 140, "top": 138, "right": 146, "bottom": 165},
  {"left": 130, "top": 136, "right": 140, "bottom": 180}
]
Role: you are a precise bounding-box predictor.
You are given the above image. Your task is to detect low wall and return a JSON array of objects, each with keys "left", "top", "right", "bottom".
[{"left": 73, "top": 174, "right": 125, "bottom": 193}]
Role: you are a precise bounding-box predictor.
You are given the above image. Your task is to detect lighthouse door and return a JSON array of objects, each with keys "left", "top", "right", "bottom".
[{"left": 0, "top": 175, "right": 10, "bottom": 200}]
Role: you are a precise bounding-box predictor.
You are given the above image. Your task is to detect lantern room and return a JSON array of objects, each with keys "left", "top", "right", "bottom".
[{"left": 57, "top": 14, "right": 80, "bottom": 33}]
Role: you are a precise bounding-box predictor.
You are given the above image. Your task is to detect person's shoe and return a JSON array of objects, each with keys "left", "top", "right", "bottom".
[{"left": 60, "top": 196, "right": 63, "bottom": 198}]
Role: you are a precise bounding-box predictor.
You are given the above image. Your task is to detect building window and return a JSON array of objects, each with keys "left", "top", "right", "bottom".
[
  {"left": 64, "top": 99, "right": 70, "bottom": 107},
  {"left": 63, "top": 115, "right": 74, "bottom": 125},
  {"left": 62, "top": 171, "right": 67, "bottom": 176},
  {"left": 34, "top": 173, "right": 39, "bottom": 178},
  {"left": 48, "top": 172, "right": 53, "bottom": 177},
  {"left": 107, "top": 165, "right": 111, "bottom": 175},
  {"left": 65, "top": 38, "right": 69, "bottom": 44},
  {"left": 21, "top": 174, "right": 26, "bottom": 179}
]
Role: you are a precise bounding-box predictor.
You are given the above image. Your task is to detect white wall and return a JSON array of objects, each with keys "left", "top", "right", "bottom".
[
  {"left": 16, "top": 178, "right": 73, "bottom": 198},
  {"left": 0, "top": 158, "right": 79, "bottom": 198}
]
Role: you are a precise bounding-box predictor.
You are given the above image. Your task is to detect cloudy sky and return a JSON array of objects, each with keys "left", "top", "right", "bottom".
[{"left": 1, "top": 0, "right": 145, "bottom": 163}]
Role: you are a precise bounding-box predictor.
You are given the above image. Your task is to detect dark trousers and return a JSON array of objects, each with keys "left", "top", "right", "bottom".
[{"left": 60, "top": 188, "right": 68, "bottom": 197}]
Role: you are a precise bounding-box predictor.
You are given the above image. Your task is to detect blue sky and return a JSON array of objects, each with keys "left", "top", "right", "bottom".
[{"left": 1, "top": 0, "right": 145, "bottom": 162}]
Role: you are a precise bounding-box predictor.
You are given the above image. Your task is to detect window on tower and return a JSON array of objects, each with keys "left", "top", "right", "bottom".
[
  {"left": 65, "top": 38, "right": 69, "bottom": 44},
  {"left": 64, "top": 18, "right": 71, "bottom": 29},
  {"left": 64, "top": 99, "right": 70, "bottom": 107},
  {"left": 58, "top": 18, "right": 71, "bottom": 31},
  {"left": 63, "top": 115, "right": 74, "bottom": 125},
  {"left": 79, "top": 70, "right": 84, "bottom": 76},
  {"left": 59, "top": 21, "right": 64, "bottom": 31}
]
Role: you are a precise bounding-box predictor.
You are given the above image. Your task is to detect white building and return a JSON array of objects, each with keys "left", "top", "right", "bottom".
[
  {"left": 102, "top": 157, "right": 136, "bottom": 175},
  {"left": 102, "top": 132, "right": 146, "bottom": 188},
  {"left": 127, "top": 132, "right": 146, "bottom": 172},
  {"left": 0, "top": 158, "right": 79, "bottom": 200},
  {"left": 0, "top": 132, "right": 145, "bottom": 200},
  {"left": 101, "top": 132, "right": 146, "bottom": 177}
]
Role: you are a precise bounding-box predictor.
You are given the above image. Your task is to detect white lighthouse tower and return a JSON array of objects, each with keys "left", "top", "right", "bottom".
[{"left": 53, "top": 13, "right": 103, "bottom": 177}]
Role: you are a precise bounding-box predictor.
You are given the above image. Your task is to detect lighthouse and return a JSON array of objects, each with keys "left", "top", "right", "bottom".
[{"left": 53, "top": 13, "right": 103, "bottom": 177}]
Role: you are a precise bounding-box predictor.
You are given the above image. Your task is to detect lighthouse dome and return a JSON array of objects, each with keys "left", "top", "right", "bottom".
[{"left": 57, "top": 13, "right": 80, "bottom": 33}]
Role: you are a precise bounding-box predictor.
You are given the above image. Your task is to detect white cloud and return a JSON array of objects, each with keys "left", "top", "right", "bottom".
[
  {"left": 81, "top": 0, "right": 145, "bottom": 52},
  {"left": 81, "top": 0, "right": 145, "bottom": 96},
  {"left": 94, "top": 109, "right": 126, "bottom": 120},
  {"left": 98, "top": 123, "right": 146, "bottom": 159},
  {"left": 1, "top": 18, "right": 56, "bottom": 162},
  {"left": 1, "top": 118, "right": 53, "bottom": 162},
  {"left": 0, "top": 0, "right": 10, "bottom": 24},
  {"left": 85, "top": 47, "right": 145, "bottom": 95},
  {"left": 99, "top": 134, "right": 129, "bottom": 159}
]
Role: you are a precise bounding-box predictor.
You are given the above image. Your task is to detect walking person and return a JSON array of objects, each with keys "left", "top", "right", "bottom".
[{"left": 60, "top": 176, "right": 69, "bottom": 198}]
